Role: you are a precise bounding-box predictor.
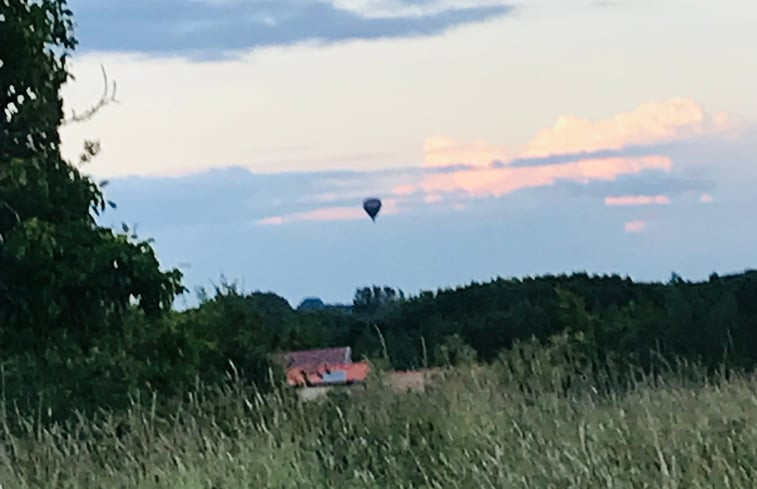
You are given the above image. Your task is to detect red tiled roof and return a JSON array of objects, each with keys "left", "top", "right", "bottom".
[
  {"left": 287, "top": 361, "right": 370, "bottom": 387},
  {"left": 280, "top": 347, "right": 351, "bottom": 369}
]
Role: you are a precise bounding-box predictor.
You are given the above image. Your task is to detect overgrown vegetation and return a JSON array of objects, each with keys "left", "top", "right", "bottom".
[
  {"left": 3, "top": 1, "right": 757, "bottom": 486},
  {"left": 3, "top": 341, "right": 757, "bottom": 488}
]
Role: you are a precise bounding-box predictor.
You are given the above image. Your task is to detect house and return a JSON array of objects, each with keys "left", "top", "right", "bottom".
[
  {"left": 273, "top": 346, "right": 370, "bottom": 388},
  {"left": 272, "top": 347, "right": 443, "bottom": 401},
  {"left": 286, "top": 361, "right": 371, "bottom": 387},
  {"left": 281, "top": 346, "right": 352, "bottom": 370}
]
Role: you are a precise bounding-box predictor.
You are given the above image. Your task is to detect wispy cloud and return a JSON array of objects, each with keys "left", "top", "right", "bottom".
[
  {"left": 420, "top": 156, "right": 673, "bottom": 198},
  {"left": 257, "top": 199, "right": 400, "bottom": 225},
  {"left": 604, "top": 194, "right": 671, "bottom": 206},
  {"left": 68, "top": 0, "right": 513, "bottom": 58},
  {"left": 325, "top": 0, "right": 513, "bottom": 19}
]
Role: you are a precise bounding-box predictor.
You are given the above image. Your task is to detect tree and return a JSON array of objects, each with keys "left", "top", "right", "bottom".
[
  {"left": 175, "top": 282, "right": 282, "bottom": 389},
  {"left": 0, "top": 0, "right": 184, "bottom": 351},
  {"left": 352, "top": 285, "right": 405, "bottom": 317}
]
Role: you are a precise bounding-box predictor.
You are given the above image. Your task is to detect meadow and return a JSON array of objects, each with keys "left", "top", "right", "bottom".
[{"left": 3, "top": 338, "right": 756, "bottom": 489}]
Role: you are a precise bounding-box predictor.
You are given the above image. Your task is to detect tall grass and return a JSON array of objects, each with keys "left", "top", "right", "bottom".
[{"left": 2, "top": 339, "right": 757, "bottom": 488}]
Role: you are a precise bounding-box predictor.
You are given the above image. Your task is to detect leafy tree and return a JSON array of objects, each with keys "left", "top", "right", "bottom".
[
  {"left": 176, "top": 282, "right": 283, "bottom": 389},
  {"left": 0, "top": 0, "right": 184, "bottom": 353},
  {"left": 0, "top": 0, "right": 189, "bottom": 419},
  {"left": 353, "top": 285, "right": 405, "bottom": 317}
]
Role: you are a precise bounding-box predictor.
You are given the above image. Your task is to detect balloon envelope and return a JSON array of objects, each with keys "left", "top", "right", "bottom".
[{"left": 363, "top": 197, "right": 382, "bottom": 221}]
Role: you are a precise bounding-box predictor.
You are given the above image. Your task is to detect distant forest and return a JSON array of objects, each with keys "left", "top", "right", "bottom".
[
  {"left": 217, "top": 270, "right": 757, "bottom": 376},
  {"left": 6, "top": 265, "right": 757, "bottom": 419}
]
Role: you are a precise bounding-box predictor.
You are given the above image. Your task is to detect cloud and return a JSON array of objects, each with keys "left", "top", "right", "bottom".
[
  {"left": 416, "top": 98, "right": 737, "bottom": 200},
  {"left": 422, "top": 98, "right": 734, "bottom": 171},
  {"left": 67, "top": 0, "right": 513, "bottom": 58},
  {"left": 270, "top": 155, "right": 676, "bottom": 215},
  {"left": 557, "top": 173, "right": 715, "bottom": 200},
  {"left": 420, "top": 155, "right": 672, "bottom": 198},
  {"left": 699, "top": 193, "right": 714, "bottom": 203},
  {"left": 624, "top": 220, "right": 647, "bottom": 233},
  {"left": 522, "top": 98, "right": 733, "bottom": 158},
  {"left": 325, "top": 0, "right": 512, "bottom": 19},
  {"left": 604, "top": 194, "right": 670, "bottom": 206},
  {"left": 257, "top": 199, "right": 400, "bottom": 225}
]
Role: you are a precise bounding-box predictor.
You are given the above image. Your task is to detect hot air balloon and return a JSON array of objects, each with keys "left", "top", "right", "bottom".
[{"left": 363, "top": 197, "right": 382, "bottom": 222}]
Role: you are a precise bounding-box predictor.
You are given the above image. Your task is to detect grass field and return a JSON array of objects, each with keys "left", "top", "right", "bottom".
[{"left": 2, "top": 349, "right": 757, "bottom": 488}]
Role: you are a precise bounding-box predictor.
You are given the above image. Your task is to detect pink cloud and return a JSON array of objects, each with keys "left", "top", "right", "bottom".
[
  {"left": 414, "top": 97, "right": 734, "bottom": 202},
  {"left": 604, "top": 194, "right": 671, "bottom": 206},
  {"left": 624, "top": 220, "right": 647, "bottom": 233},
  {"left": 420, "top": 98, "right": 732, "bottom": 170},
  {"left": 420, "top": 155, "right": 672, "bottom": 198},
  {"left": 522, "top": 97, "right": 733, "bottom": 158},
  {"left": 700, "top": 193, "right": 714, "bottom": 203},
  {"left": 257, "top": 199, "right": 399, "bottom": 225}
]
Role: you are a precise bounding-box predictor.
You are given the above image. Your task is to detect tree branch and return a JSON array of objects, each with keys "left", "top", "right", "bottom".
[{"left": 62, "top": 64, "right": 118, "bottom": 125}]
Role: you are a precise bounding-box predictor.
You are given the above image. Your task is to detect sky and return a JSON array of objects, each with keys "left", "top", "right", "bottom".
[{"left": 58, "top": 0, "right": 757, "bottom": 307}]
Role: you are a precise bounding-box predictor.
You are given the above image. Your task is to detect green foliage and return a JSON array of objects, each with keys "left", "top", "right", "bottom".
[
  {"left": 351, "top": 271, "right": 757, "bottom": 374},
  {"left": 174, "top": 281, "right": 283, "bottom": 390},
  {"left": 0, "top": 0, "right": 184, "bottom": 348},
  {"left": 352, "top": 285, "right": 405, "bottom": 318},
  {"left": 1, "top": 0, "right": 186, "bottom": 417}
]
